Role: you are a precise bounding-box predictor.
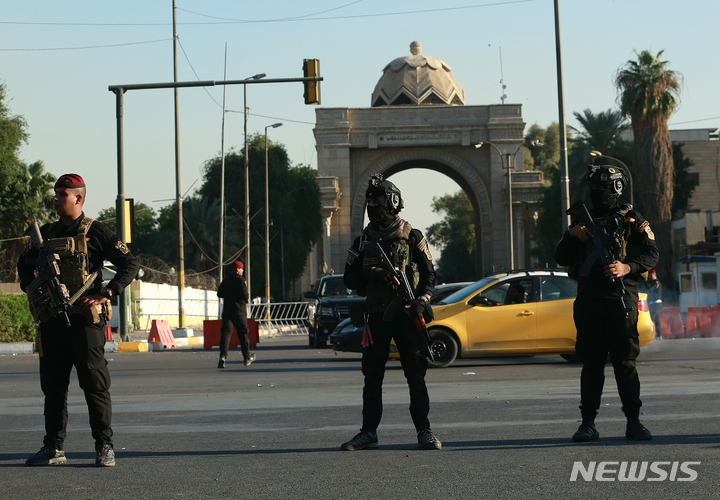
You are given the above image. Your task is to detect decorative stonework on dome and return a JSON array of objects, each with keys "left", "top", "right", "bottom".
[{"left": 371, "top": 41, "right": 465, "bottom": 107}]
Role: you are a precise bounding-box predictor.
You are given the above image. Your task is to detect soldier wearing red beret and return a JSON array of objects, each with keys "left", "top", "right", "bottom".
[
  {"left": 216, "top": 260, "right": 255, "bottom": 368},
  {"left": 18, "top": 173, "right": 140, "bottom": 467}
]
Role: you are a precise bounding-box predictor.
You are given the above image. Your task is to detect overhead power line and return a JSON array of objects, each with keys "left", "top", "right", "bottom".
[
  {"left": 0, "top": 37, "right": 172, "bottom": 52},
  {"left": 0, "top": 1, "right": 537, "bottom": 27}
]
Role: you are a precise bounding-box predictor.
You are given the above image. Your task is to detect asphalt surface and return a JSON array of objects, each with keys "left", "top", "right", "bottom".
[{"left": 1, "top": 336, "right": 719, "bottom": 499}]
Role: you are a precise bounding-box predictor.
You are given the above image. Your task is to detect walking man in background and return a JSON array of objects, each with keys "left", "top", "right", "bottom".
[{"left": 217, "top": 260, "right": 254, "bottom": 368}]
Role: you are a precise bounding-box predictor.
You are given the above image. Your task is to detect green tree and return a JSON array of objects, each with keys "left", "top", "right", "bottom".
[
  {"left": 524, "top": 122, "right": 560, "bottom": 178},
  {"left": 426, "top": 191, "right": 477, "bottom": 282},
  {"left": 568, "top": 108, "right": 631, "bottom": 205},
  {"left": 524, "top": 123, "right": 564, "bottom": 266},
  {"left": 197, "top": 134, "right": 322, "bottom": 298},
  {"left": 97, "top": 202, "right": 158, "bottom": 256},
  {"left": 530, "top": 167, "right": 563, "bottom": 267},
  {"left": 22, "top": 160, "right": 56, "bottom": 223},
  {"left": 0, "top": 82, "right": 51, "bottom": 282},
  {"left": 615, "top": 49, "right": 682, "bottom": 283}
]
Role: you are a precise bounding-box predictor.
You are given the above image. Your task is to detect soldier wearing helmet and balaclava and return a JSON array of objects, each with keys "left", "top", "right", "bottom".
[
  {"left": 341, "top": 173, "right": 440, "bottom": 451},
  {"left": 555, "top": 164, "right": 659, "bottom": 443}
]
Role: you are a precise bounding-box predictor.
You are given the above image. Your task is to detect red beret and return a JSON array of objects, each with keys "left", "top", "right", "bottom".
[
  {"left": 55, "top": 173, "right": 86, "bottom": 189},
  {"left": 233, "top": 260, "right": 244, "bottom": 270}
]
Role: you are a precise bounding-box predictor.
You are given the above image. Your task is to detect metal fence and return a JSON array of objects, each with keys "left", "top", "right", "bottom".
[
  {"left": 133, "top": 298, "right": 309, "bottom": 337},
  {"left": 251, "top": 302, "right": 310, "bottom": 337}
]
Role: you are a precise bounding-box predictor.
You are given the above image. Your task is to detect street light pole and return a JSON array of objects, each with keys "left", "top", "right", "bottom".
[
  {"left": 476, "top": 141, "right": 524, "bottom": 269},
  {"left": 264, "top": 123, "right": 282, "bottom": 311},
  {"left": 218, "top": 44, "right": 228, "bottom": 313},
  {"left": 554, "top": 0, "right": 572, "bottom": 231},
  {"left": 244, "top": 73, "right": 266, "bottom": 299},
  {"left": 589, "top": 150, "right": 634, "bottom": 207}
]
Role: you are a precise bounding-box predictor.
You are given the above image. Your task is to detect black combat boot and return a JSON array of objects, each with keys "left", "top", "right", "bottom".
[
  {"left": 341, "top": 430, "right": 378, "bottom": 451},
  {"left": 626, "top": 421, "right": 652, "bottom": 441},
  {"left": 572, "top": 421, "right": 600, "bottom": 442}
]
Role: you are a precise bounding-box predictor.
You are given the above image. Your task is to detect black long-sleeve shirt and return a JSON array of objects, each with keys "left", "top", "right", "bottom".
[
  {"left": 18, "top": 213, "right": 140, "bottom": 296},
  {"left": 344, "top": 227, "right": 435, "bottom": 300},
  {"left": 555, "top": 207, "right": 659, "bottom": 301},
  {"left": 217, "top": 273, "right": 249, "bottom": 317}
]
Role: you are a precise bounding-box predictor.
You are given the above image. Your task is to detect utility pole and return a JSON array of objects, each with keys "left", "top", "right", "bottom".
[
  {"left": 554, "top": 0, "right": 571, "bottom": 231},
  {"left": 218, "top": 44, "right": 228, "bottom": 317},
  {"left": 172, "top": 0, "right": 186, "bottom": 329}
]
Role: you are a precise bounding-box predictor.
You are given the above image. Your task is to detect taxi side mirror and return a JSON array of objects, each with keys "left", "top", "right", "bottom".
[{"left": 469, "top": 295, "right": 489, "bottom": 306}]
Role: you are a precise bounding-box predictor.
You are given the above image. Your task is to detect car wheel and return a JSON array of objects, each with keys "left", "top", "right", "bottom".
[
  {"left": 561, "top": 353, "right": 582, "bottom": 363},
  {"left": 428, "top": 330, "right": 458, "bottom": 368}
]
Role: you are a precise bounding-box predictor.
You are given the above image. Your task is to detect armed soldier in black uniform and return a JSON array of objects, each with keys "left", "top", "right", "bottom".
[
  {"left": 18, "top": 173, "right": 140, "bottom": 467},
  {"left": 341, "top": 174, "right": 441, "bottom": 451},
  {"left": 555, "top": 165, "right": 659, "bottom": 442}
]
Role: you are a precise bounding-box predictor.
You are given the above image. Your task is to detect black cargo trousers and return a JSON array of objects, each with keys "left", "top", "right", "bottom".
[
  {"left": 219, "top": 308, "right": 250, "bottom": 359},
  {"left": 38, "top": 313, "right": 112, "bottom": 450},
  {"left": 360, "top": 310, "right": 430, "bottom": 433},
  {"left": 573, "top": 298, "right": 642, "bottom": 421}
]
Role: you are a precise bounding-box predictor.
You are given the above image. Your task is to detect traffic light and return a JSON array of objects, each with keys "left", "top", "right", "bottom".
[{"left": 303, "top": 59, "right": 320, "bottom": 105}]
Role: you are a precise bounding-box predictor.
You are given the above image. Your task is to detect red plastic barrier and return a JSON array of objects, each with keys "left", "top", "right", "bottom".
[
  {"left": 659, "top": 307, "right": 685, "bottom": 339},
  {"left": 686, "top": 306, "right": 715, "bottom": 337},
  {"left": 147, "top": 319, "right": 176, "bottom": 349},
  {"left": 699, "top": 306, "right": 720, "bottom": 337},
  {"left": 203, "top": 319, "right": 258, "bottom": 350},
  {"left": 104, "top": 325, "right": 113, "bottom": 341}
]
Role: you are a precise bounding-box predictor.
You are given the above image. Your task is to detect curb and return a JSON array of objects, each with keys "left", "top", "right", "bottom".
[
  {"left": 0, "top": 342, "right": 35, "bottom": 355},
  {"left": 1, "top": 336, "right": 205, "bottom": 355}
]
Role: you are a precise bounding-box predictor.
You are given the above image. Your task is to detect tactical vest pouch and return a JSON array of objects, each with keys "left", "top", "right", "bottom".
[
  {"left": 350, "top": 302, "right": 366, "bottom": 327},
  {"left": 32, "top": 300, "right": 53, "bottom": 324},
  {"left": 102, "top": 299, "right": 113, "bottom": 322},
  {"left": 45, "top": 217, "right": 93, "bottom": 295},
  {"left": 69, "top": 303, "right": 102, "bottom": 325}
]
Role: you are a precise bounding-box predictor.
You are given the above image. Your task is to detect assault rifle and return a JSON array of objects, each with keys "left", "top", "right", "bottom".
[
  {"left": 25, "top": 221, "right": 72, "bottom": 326},
  {"left": 566, "top": 200, "right": 632, "bottom": 317},
  {"left": 374, "top": 242, "right": 435, "bottom": 361}
]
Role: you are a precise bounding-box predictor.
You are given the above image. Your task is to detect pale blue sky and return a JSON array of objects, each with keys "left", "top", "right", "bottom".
[{"left": 2, "top": 0, "right": 718, "bottom": 250}]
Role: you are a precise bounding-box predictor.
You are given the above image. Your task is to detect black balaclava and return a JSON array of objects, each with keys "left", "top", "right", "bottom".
[
  {"left": 590, "top": 188, "right": 617, "bottom": 213},
  {"left": 587, "top": 165, "right": 625, "bottom": 213}
]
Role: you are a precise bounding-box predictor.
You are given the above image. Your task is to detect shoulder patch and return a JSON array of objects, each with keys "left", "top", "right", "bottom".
[
  {"left": 115, "top": 240, "right": 130, "bottom": 254},
  {"left": 638, "top": 220, "right": 655, "bottom": 240},
  {"left": 346, "top": 248, "right": 359, "bottom": 266},
  {"left": 415, "top": 236, "right": 433, "bottom": 261}
]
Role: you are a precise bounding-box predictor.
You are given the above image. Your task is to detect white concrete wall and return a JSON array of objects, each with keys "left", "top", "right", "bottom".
[{"left": 130, "top": 281, "right": 219, "bottom": 330}]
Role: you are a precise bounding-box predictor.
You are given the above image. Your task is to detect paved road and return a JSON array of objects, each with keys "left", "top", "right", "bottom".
[{"left": 1, "top": 337, "right": 719, "bottom": 499}]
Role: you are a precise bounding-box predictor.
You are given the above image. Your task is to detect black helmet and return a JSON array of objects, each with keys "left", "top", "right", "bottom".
[
  {"left": 365, "top": 173, "right": 404, "bottom": 214},
  {"left": 587, "top": 165, "right": 626, "bottom": 197}
]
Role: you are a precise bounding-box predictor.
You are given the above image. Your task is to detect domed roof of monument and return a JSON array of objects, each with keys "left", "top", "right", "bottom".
[{"left": 371, "top": 41, "right": 465, "bottom": 107}]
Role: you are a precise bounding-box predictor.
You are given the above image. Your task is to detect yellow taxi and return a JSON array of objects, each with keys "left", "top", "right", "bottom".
[{"left": 425, "top": 270, "right": 656, "bottom": 367}]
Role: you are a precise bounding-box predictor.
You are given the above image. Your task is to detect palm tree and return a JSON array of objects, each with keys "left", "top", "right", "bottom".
[
  {"left": 570, "top": 108, "right": 629, "bottom": 157},
  {"left": 24, "top": 160, "right": 56, "bottom": 222},
  {"left": 615, "top": 49, "right": 682, "bottom": 282},
  {"left": 568, "top": 109, "right": 631, "bottom": 204}
]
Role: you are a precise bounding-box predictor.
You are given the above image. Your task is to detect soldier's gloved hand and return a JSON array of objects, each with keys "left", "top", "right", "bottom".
[
  {"left": 364, "top": 266, "right": 395, "bottom": 284},
  {"left": 404, "top": 297, "right": 427, "bottom": 318}
]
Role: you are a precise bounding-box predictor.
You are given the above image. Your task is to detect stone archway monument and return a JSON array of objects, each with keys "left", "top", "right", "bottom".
[{"left": 305, "top": 42, "right": 543, "bottom": 288}]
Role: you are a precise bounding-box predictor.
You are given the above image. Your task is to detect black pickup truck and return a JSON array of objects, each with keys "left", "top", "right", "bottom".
[{"left": 304, "top": 275, "right": 364, "bottom": 347}]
